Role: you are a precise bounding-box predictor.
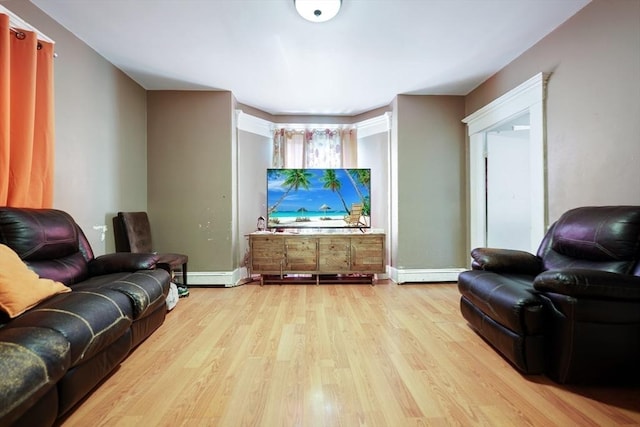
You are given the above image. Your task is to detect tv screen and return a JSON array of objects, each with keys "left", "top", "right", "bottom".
[{"left": 267, "top": 168, "right": 371, "bottom": 229}]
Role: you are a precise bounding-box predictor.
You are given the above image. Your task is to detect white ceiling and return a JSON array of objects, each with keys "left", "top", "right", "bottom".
[{"left": 31, "top": 0, "right": 590, "bottom": 116}]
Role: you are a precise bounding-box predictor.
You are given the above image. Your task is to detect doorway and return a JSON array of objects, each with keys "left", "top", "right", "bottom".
[
  {"left": 485, "top": 112, "right": 531, "bottom": 251},
  {"left": 463, "top": 73, "right": 548, "bottom": 254}
]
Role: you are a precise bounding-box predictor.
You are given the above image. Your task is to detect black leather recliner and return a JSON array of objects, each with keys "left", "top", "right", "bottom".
[
  {"left": 0, "top": 207, "right": 171, "bottom": 426},
  {"left": 458, "top": 206, "right": 640, "bottom": 384}
]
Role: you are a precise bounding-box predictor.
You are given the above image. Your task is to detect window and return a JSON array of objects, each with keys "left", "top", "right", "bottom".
[{"left": 273, "top": 127, "right": 357, "bottom": 168}]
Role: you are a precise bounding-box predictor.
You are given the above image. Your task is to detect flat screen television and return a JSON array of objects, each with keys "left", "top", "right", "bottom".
[{"left": 267, "top": 168, "right": 371, "bottom": 230}]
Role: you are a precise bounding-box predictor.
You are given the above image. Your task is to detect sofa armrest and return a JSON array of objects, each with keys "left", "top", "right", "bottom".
[
  {"left": 470, "top": 247, "right": 543, "bottom": 275},
  {"left": 533, "top": 269, "right": 640, "bottom": 300},
  {"left": 0, "top": 327, "right": 70, "bottom": 425},
  {"left": 88, "top": 252, "right": 160, "bottom": 276}
]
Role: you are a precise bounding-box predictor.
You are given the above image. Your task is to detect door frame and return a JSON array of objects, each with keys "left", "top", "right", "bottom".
[{"left": 463, "top": 72, "right": 549, "bottom": 253}]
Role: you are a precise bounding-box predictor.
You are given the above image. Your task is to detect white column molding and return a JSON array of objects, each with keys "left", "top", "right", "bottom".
[
  {"left": 468, "top": 132, "right": 487, "bottom": 249},
  {"left": 356, "top": 112, "right": 392, "bottom": 139},
  {"left": 463, "top": 72, "right": 550, "bottom": 254},
  {"left": 463, "top": 72, "right": 549, "bottom": 134},
  {"left": 236, "top": 110, "right": 273, "bottom": 138}
]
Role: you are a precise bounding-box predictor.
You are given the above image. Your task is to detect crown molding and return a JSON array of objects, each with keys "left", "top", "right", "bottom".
[
  {"left": 463, "top": 72, "right": 549, "bottom": 135},
  {"left": 236, "top": 109, "right": 391, "bottom": 139},
  {"left": 236, "top": 110, "right": 273, "bottom": 138},
  {"left": 356, "top": 112, "right": 392, "bottom": 139}
]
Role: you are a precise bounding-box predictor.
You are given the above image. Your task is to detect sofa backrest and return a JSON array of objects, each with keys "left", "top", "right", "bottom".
[
  {"left": 0, "top": 207, "right": 92, "bottom": 285},
  {"left": 537, "top": 206, "right": 640, "bottom": 275}
]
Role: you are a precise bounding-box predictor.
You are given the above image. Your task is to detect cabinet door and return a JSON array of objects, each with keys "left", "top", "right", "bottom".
[
  {"left": 251, "top": 236, "right": 284, "bottom": 274},
  {"left": 284, "top": 237, "right": 317, "bottom": 271},
  {"left": 351, "top": 236, "right": 385, "bottom": 272},
  {"left": 318, "top": 237, "right": 351, "bottom": 272}
]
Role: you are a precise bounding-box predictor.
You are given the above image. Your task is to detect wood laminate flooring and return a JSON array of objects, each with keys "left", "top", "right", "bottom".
[{"left": 58, "top": 281, "right": 640, "bottom": 426}]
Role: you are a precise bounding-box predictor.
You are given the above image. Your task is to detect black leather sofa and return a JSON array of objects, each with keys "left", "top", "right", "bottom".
[
  {"left": 458, "top": 206, "right": 640, "bottom": 384},
  {"left": 0, "top": 207, "right": 171, "bottom": 426}
]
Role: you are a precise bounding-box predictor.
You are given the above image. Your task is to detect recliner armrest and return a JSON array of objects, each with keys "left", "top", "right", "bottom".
[
  {"left": 534, "top": 269, "right": 640, "bottom": 300},
  {"left": 470, "top": 248, "right": 542, "bottom": 275},
  {"left": 88, "top": 252, "right": 160, "bottom": 276}
]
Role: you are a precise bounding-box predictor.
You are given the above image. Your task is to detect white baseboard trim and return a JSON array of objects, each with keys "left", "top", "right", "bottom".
[
  {"left": 176, "top": 267, "right": 249, "bottom": 287},
  {"left": 175, "top": 266, "right": 467, "bottom": 288},
  {"left": 179, "top": 268, "right": 395, "bottom": 287},
  {"left": 388, "top": 267, "right": 466, "bottom": 284},
  {"left": 179, "top": 267, "right": 464, "bottom": 286}
]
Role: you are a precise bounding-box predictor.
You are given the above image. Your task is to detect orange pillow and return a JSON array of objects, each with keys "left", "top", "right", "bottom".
[{"left": 0, "top": 244, "right": 71, "bottom": 318}]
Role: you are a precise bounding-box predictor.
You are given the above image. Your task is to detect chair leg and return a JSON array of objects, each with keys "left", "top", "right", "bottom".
[{"left": 182, "top": 263, "right": 188, "bottom": 287}]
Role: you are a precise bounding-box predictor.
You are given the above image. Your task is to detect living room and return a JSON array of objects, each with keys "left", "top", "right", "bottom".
[
  {"left": 3, "top": 0, "right": 639, "bottom": 288},
  {"left": 2, "top": 1, "right": 638, "bottom": 285},
  {"left": 1, "top": 0, "right": 639, "bottom": 425}
]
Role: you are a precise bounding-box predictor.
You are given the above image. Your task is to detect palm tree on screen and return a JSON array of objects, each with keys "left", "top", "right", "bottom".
[
  {"left": 268, "top": 169, "right": 312, "bottom": 214},
  {"left": 346, "top": 169, "right": 371, "bottom": 215},
  {"left": 321, "top": 169, "right": 349, "bottom": 213}
]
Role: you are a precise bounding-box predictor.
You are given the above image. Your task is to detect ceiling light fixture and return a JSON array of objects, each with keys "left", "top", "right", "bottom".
[{"left": 294, "top": 0, "right": 342, "bottom": 23}]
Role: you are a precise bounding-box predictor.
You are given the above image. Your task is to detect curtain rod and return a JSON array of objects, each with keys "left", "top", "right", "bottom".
[
  {"left": 274, "top": 124, "right": 356, "bottom": 131},
  {"left": 1, "top": 5, "right": 55, "bottom": 44}
]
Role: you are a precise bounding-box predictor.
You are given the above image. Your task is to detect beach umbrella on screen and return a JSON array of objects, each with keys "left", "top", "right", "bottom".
[
  {"left": 319, "top": 204, "right": 331, "bottom": 213},
  {"left": 296, "top": 207, "right": 309, "bottom": 220}
]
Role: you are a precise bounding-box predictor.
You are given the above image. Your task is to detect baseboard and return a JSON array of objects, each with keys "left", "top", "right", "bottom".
[
  {"left": 179, "top": 267, "right": 464, "bottom": 286},
  {"left": 175, "top": 267, "right": 249, "bottom": 287},
  {"left": 388, "top": 267, "right": 466, "bottom": 284},
  {"left": 178, "top": 267, "right": 392, "bottom": 287}
]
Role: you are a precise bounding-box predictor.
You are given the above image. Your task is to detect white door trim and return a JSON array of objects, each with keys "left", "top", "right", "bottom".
[{"left": 463, "top": 72, "right": 549, "bottom": 253}]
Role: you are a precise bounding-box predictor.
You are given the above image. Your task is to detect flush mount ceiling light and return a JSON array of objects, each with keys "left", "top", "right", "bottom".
[{"left": 294, "top": 0, "right": 342, "bottom": 23}]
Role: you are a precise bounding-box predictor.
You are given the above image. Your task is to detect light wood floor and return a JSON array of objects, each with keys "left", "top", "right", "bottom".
[{"left": 58, "top": 281, "right": 640, "bottom": 426}]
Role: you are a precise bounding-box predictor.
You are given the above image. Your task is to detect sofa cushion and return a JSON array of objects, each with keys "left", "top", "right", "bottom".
[
  {"left": 72, "top": 269, "right": 169, "bottom": 320},
  {"left": 25, "top": 252, "right": 90, "bottom": 286},
  {"left": 4, "top": 289, "right": 133, "bottom": 367},
  {"left": 540, "top": 207, "right": 640, "bottom": 275},
  {"left": 104, "top": 270, "right": 170, "bottom": 319},
  {"left": 551, "top": 206, "right": 640, "bottom": 262},
  {"left": 458, "top": 270, "right": 545, "bottom": 335},
  {"left": 0, "top": 208, "right": 80, "bottom": 260},
  {"left": 0, "top": 208, "right": 92, "bottom": 285},
  {"left": 0, "top": 326, "right": 70, "bottom": 424},
  {"left": 0, "top": 244, "right": 71, "bottom": 318}
]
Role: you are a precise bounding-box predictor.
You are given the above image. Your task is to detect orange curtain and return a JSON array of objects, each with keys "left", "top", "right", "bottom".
[{"left": 0, "top": 13, "right": 55, "bottom": 207}]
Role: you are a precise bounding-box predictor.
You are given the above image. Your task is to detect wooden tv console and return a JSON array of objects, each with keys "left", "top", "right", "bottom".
[{"left": 248, "top": 231, "right": 386, "bottom": 285}]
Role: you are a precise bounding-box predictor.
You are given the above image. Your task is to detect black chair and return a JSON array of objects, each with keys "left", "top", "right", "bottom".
[
  {"left": 113, "top": 211, "right": 188, "bottom": 290},
  {"left": 458, "top": 206, "right": 640, "bottom": 384}
]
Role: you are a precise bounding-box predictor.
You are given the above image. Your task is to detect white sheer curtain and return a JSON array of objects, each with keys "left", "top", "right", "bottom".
[{"left": 273, "top": 127, "right": 357, "bottom": 168}]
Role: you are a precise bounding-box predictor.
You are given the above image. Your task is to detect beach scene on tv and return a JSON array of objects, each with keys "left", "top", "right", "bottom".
[{"left": 267, "top": 168, "right": 371, "bottom": 229}]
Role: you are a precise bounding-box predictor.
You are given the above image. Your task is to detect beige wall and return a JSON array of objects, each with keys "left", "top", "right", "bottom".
[
  {"left": 4, "top": 1, "right": 148, "bottom": 255},
  {"left": 146, "top": 91, "right": 234, "bottom": 271},
  {"left": 393, "top": 95, "right": 467, "bottom": 269},
  {"left": 466, "top": 0, "right": 640, "bottom": 222},
  {"left": 10, "top": 0, "right": 638, "bottom": 278}
]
